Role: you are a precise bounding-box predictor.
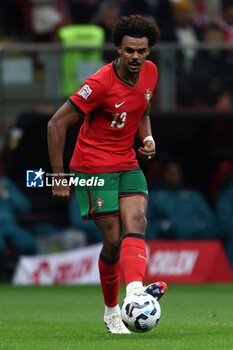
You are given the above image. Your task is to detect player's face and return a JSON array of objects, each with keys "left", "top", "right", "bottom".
[{"left": 118, "top": 36, "right": 150, "bottom": 74}]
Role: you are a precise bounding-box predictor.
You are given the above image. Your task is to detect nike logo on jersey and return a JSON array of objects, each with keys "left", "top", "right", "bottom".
[
  {"left": 138, "top": 254, "right": 147, "bottom": 261},
  {"left": 115, "top": 101, "right": 126, "bottom": 108}
]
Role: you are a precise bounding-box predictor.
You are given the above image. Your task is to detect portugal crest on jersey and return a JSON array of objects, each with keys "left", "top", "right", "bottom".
[
  {"left": 144, "top": 89, "right": 152, "bottom": 103},
  {"left": 96, "top": 197, "right": 104, "bottom": 210}
]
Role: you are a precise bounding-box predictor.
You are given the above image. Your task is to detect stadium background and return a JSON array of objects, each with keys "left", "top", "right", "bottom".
[
  {"left": 0, "top": 0, "right": 233, "bottom": 282},
  {"left": 1, "top": 1, "right": 233, "bottom": 349}
]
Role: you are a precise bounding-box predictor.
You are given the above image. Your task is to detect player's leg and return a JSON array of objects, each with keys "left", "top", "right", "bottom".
[
  {"left": 119, "top": 195, "right": 148, "bottom": 293},
  {"left": 81, "top": 172, "right": 123, "bottom": 319},
  {"left": 94, "top": 215, "right": 122, "bottom": 311},
  {"left": 120, "top": 196, "right": 167, "bottom": 300},
  {"left": 119, "top": 169, "right": 167, "bottom": 300},
  {"left": 72, "top": 171, "right": 130, "bottom": 333},
  {"left": 94, "top": 216, "right": 130, "bottom": 334}
]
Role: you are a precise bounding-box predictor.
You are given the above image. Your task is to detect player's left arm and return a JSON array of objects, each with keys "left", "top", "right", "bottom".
[{"left": 136, "top": 102, "right": 156, "bottom": 160}]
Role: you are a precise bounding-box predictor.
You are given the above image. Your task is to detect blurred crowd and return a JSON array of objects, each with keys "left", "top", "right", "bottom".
[
  {"left": 0, "top": 0, "right": 233, "bottom": 108},
  {"left": 0, "top": 0, "right": 226, "bottom": 42}
]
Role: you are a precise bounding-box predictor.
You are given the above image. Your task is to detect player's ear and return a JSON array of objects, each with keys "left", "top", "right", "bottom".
[
  {"left": 147, "top": 48, "right": 151, "bottom": 57},
  {"left": 118, "top": 45, "right": 122, "bottom": 55}
]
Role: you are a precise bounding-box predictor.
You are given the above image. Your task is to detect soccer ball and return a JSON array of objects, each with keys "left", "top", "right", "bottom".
[{"left": 121, "top": 292, "right": 161, "bottom": 333}]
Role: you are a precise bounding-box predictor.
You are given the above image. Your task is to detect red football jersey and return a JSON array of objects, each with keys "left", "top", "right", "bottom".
[{"left": 68, "top": 59, "right": 158, "bottom": 173}]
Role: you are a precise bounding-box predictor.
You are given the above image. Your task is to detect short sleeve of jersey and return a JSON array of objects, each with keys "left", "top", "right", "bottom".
[{"left": 67, "top": 76, "right": 106, "bottom": 118}]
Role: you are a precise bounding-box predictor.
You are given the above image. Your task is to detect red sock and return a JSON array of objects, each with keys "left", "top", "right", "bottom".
[
  {"left": 120, "top": 234, "right": 147, "bottom": 285},
  {"left": 98, "top": 253, "right": 120, "bottom": 307}
]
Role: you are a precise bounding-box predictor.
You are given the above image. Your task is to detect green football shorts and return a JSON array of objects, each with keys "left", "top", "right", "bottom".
[{"left": 71, "top": 168, "right": 148, "bottom": 221}]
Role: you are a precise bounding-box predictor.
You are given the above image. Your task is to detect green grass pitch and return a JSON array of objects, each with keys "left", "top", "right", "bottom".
[{"left": 0, "top": 284, "right": 232, "bottom": 350}]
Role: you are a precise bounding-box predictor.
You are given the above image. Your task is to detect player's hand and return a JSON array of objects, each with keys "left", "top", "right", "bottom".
[
  {"left": 52, "top": 181, "right": 70, "bottom": 200},
  {"left": 138, "top": 140, "right": 156, "bottom": 160}
]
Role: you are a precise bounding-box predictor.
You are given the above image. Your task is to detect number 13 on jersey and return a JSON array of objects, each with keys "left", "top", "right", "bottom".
[{"left": 110, "top": 112, "right": 127, "bottom": 128}]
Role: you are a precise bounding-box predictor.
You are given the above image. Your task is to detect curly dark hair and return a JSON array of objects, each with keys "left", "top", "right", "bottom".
[{"left": 111, "top": 14, "right": 160, "bottom": 47}]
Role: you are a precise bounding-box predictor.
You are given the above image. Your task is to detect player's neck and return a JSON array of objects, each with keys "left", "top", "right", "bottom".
[{"left": 116, "top": 58, "right": 138, "bottom": 85}]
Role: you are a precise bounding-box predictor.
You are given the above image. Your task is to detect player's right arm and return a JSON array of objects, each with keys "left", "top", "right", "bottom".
[
  {"left": 47, "top": 102, "right": 81, "bottom": 199},
  {"left": 48, "top": 74, "right": 105, "bottom": 198}
]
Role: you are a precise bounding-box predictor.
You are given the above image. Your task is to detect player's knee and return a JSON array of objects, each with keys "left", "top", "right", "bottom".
[
  {"left": 101, "top": 221, "right": 121, "bottom": 247},
  {"left": 105, "top": 235, "right": 121, "bottom": 250},
  {"left": 103, "top": 235, "right": 121, "bottom": 259},
  {"left": 128, "top": 211, "right": 147, "bottom": 233},
  {"left": 135, "top": 213, "right": 147, "bottom": 232}
]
